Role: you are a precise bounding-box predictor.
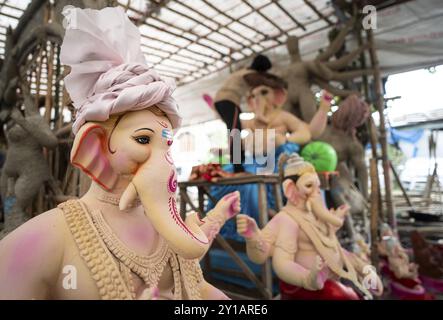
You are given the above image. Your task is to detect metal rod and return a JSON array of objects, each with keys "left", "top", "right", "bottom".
[{"left": 258, "top": 182, "right": 273, "bottom": 299}]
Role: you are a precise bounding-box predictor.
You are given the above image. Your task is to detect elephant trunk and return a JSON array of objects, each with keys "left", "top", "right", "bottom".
[
  {"left": 309, "top": 199, "right": 343, "bottom": 228},
  {"left": 120, "top": 150, "right": 209, "bottom": 260}
]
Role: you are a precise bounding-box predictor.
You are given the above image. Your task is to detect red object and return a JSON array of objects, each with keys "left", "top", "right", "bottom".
[
  {"left": 390, "top": 281, "right": 434, "bottom": 300},
  {"left": 280, "top": 279, "right": 360, "bottom": 300},
  {"left": 420, "top": 275, "right": 443, "bottom": 293},
  {"left": 189, "top": 163, "right": 234, "bottom": 182},
  {"left": 380, "top": 261, "right": 434, "bottom": 299}
]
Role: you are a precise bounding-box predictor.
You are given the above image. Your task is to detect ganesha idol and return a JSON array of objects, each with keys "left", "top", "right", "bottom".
[
  {"left": 237, "top": 154, "right": 383, "bottom": 300},
  {"left": 242, "top": 72, "right": 333, "bottom": 169},
  {"left": 378, "top": 224, "right": 431, "bottom": 299},
  {"left": 205, "top": 72, "right": 331, "bottom": 234},
  {"left": 0, "top": 7, "right": 240, "bottom": 300}
]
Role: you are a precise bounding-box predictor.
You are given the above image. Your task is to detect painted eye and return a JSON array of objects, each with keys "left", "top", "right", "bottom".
[
  {"left": 134, "top": 136, "right": 150, "bottom": 145},
  {"left": 260, "top": 89, "right": 269, "bottom": 95}
]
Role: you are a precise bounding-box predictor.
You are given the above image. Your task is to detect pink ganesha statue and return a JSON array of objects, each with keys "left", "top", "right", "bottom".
[
  {"left": 0, "top": 7, "right": 241, "bottom": 300},
  {"left": 237, "top": 153, "right": 383, "bottom": 299}
]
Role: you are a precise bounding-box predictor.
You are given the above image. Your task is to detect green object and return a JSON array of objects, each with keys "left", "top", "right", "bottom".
[{"left": 301, "top": 142, "right": 337, "bottom": 172}]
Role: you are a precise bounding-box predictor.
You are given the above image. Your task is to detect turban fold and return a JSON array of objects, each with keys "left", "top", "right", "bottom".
[{"left": 60, "top": 6, "right": 182, "bottom": 134}]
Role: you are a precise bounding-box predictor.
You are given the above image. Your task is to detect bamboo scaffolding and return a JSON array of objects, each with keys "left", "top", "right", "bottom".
[
  {"left": 123, "top": 0, "right": 333, "bottom": 84},
  {"left": 165, "top": 3, "right": 248, "bottom": 51},
  {"left": 199, "top": 0, "right": 271, "bottom": 40},
  {"left": 240, "top": 0, "right": 284, "bottom": 43},
  {"left": 367, "top": 28, "right": 396, "bottom": 229},
  {"left": 174, "top": 1, "right": 261, "bottom": 52}
]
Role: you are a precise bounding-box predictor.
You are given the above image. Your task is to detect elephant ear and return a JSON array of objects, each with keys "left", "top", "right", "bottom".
[
  {"left": 282, "top": 179, "right": 297, "bottom": 202},
  {"left": 71, "top": 122, "right": 118, "bottom": 191},
  {"left": 274, "top": 89, "right": 287, "bottom": 107}
]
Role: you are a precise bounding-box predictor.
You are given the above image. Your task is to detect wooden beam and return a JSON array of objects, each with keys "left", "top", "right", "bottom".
[
  {"left": 175, "top": 0, "right": 261, "bottom": 52},
  {"left": 200, "top": 0, "right": 269, "bottom": 42},
  {"left": 125, "top": 5, "right": 226, "bottom": 57},
  {"left": 181, "top": 19, "right": 332, "bottom": 85},
  {"left": 369, "top": 158, "right": 380, "bottom": 269},
  {"left": 0, "top": 11, "right": 20, "bottom": 20},
  {"left": 0, "top": 2, "right": 25, "bottom": 12},
  {"left": 304, "top": 0, "right": 334, "bottom": 26},
  {"left": 390, "top": 160, "right": 413, "bottom": 208},
  {"left": 215, "top": 235, "right": 271, "bottom": 299},
  {"left": 240, "top": 0, "right": 284, "bottom": 43},
  {"left": 138, "top": 28, "right": 217, "bottom": 62},
  {"left": 145, "top": 17, "right": 226, "bottom": 57},
  {"left": 271, "top": 0, "right": 306, "bottom": 31},
  {"left": 123, "top": 1, "right": 334, "bottom": 85},
  {"left": 167, "top": 2, "right": 247, "bottom": 52}
]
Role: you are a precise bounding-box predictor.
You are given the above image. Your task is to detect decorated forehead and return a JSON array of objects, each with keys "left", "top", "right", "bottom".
[{"left": 60, "top": 6, "right": 182, "bottom": 135}]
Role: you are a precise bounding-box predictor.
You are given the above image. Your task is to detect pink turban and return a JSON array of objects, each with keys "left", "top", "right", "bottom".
[{"left": 60, "top": 6, "right": 182, "bottom": 134}]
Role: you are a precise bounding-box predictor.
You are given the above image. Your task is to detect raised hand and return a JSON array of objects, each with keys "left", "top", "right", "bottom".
[
  {"left": 319, "top": 90, "right": 333, "bottom": 112},
  {"left": 213, "top": 191, "right": 241, "bottom": 222},
  {"left": 332, "top": 204, "right": 350, "bottom": 219},
  {"left": 237, "top": 214, "right": 259, "bottom": 239},
  {"left": 201, "top": 191, "right": 241, "bottom": 243}
]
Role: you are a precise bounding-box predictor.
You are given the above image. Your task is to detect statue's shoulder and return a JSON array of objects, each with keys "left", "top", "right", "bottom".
[
  {"left": 0, "top": 207, "right": 67, "bottom": 277},
  {"left": 1, "top": 207, "right": 67, "bottom": 244},
  {"left": 274, "top": 210, "right": 300, "bottom": 228}
]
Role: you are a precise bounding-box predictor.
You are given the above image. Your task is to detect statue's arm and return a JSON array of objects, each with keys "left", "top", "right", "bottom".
[
  {"left": 307, "top": 93, "right": 332, "bottom": 139},
  {"left": 203, "top": 191, "right": 240, "bottom": 240},
  {"left": 238, "top": 214, "right": 279, "bottom": 264},
  {"left": 0, "top": 209, "right": 65, "bottom": 299},
  {"left": 283, "top": 112, "right": 312, "bottom": 145},
  {"left": 325, "top": 44, "right": 369, "bottom": 70}
]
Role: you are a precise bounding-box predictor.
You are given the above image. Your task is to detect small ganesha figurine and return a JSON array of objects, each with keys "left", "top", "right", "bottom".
[
  {"left": 237, "top": 153, "right": 383, "bottom": 300},
  {"left": 0, "top": 7, "right": 240, "bottom": 300},
  {"left": 378, "top": 223, "right": 419, "bottom": 280}
]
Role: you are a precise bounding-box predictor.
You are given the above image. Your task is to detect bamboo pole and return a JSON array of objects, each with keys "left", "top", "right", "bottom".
[
  {"left": 368, "top": 117, "right": 384, "bottom": 222},
  {"left": 367, "top": 29, "right": 395, "bottom": 229},
  {"left": 390, "top": 161, "right": 413, "bottom": 208},
  {"left": 369, "top": 158, "right": 380, "bottom": 268}
]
